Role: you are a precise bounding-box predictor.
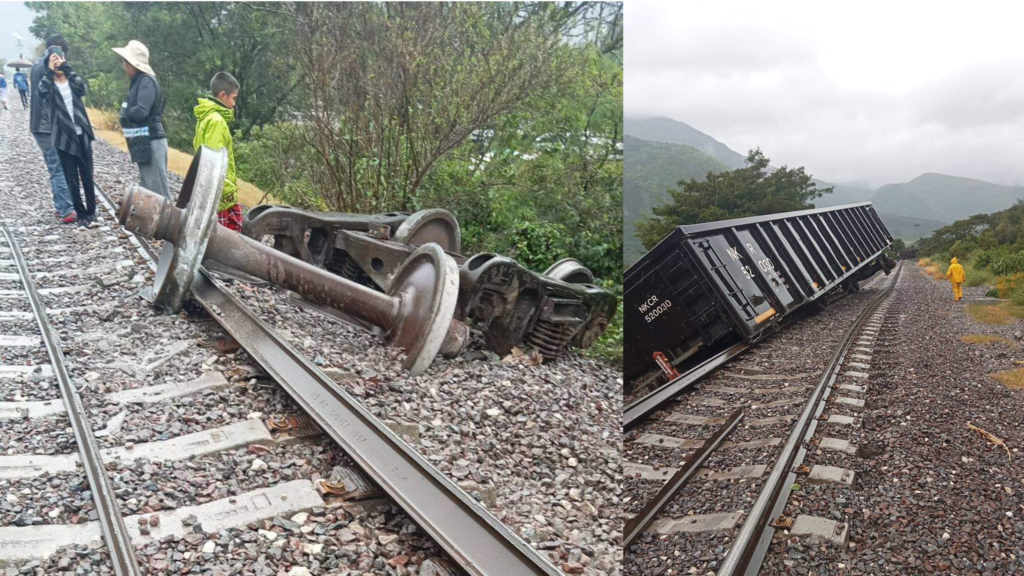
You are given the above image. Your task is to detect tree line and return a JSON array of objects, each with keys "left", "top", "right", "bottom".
[{"left": 28, "top": 1, "right": 624, "bottom": 362}]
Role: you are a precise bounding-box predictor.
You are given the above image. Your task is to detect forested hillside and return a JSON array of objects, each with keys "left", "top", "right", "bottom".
[
  {"left": 624, "top": 115, "right": 746, "bottom": 169},
  {"left": 873, "top": 173, "right": 1024, "bottom": 225},
  {"left": 623, "top": 135, "right": 728, "bottom": 263},
  {"left": 29, "top": 1, "right": 625, "bottom": 362}
]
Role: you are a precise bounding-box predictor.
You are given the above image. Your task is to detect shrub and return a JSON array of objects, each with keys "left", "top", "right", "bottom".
[
  {"left": 991, "top": 251, "right": 1024, "bottom": 276},
  {"left": 996, "top": 274, "right": 1024, "bottom": 299},
  {"left": 962, "top": 261, "right": 995, "bottom": 287}
]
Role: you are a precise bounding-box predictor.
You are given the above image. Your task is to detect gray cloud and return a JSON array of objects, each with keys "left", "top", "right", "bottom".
[{"left": 626, "top": 5, "right": 1024, "bottom": 188}]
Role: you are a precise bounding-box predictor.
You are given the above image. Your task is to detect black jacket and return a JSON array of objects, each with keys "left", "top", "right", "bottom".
[
  {"left": 119, "top": 72, "right": 166, "bottom": 140},
  {"left": 29, "top": 56, "right": 53, "bottom": 134},
  {"left": 38, "top": 63, "right": 94, "bottom": 157}
]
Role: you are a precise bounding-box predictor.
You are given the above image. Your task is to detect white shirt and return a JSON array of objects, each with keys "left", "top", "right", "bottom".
[{"left": 55, "top": 79, "right": 82, "bottom": 136}]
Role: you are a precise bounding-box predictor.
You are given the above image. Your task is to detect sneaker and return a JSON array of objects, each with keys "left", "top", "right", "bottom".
[
  {"left": 87, "top": 219, "right": 100, "bottom": 229},
  {"left": 60, "top": 213, "right": 77, "bottom": 224}
]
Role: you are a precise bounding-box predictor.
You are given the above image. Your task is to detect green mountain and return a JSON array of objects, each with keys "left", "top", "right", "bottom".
[
  {"left": 874, "top": 212, "right": 946, "bottom": 243},
  {"left": 813, "top": 180, "right": 875, "bottom": 207},
  {"left": 870, "top": 173, "right": 1024, "bottom": 225},
  {"left": 624, "top": 116, "right": 747, "bottom": 169},
  {"left": 623, "top": 135, "right": 729, "bottom": 264},
  {"left": 623, "top": 116, "right": 1016, "bottom": 262}
]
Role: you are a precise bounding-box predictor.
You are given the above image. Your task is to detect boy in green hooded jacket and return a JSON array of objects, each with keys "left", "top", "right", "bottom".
[{"left": 193, "top": 71, "right": 242, "bottom": 231}]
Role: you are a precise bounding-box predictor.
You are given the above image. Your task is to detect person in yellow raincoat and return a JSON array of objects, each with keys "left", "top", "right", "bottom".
[{"left": 946, "top": 257, "right": 966, "bottom": 301}]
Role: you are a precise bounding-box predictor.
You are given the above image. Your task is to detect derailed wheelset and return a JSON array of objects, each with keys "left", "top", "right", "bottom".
[
  {"left": 119, "top": 148, "right": 468, "bottom": 376},
  {"left": 242, "top": 205, "right": 617, "bottom": 361}
]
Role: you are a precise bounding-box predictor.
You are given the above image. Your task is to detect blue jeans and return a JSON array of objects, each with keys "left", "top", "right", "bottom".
[{"left": 32, "top": 132, "right": 74, "bottom": 217}]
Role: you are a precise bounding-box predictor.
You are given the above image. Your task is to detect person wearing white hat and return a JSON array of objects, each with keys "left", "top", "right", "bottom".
[{"left": 112, "top": 40, "right": 169, "bottom": 199}]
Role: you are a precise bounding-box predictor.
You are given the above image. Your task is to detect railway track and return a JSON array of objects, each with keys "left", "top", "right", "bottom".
[
  {"left": 0, "top": 106, "right": 618, "bottom": 575},
  {"left": 622, "top": 265, "right": 901, "bottom": 575},
  {"left": 0, "top": 224, "right": 141, "bottom": 576},
  {"left": 0, "top": 198, "right": 432, "bottom": 574},
  {"left": 93, "top": 181, "right": 560, "bottom": 576}
]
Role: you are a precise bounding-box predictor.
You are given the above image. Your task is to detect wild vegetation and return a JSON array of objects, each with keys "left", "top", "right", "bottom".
[
  {"left": 634, "top": 148, "right": 832, "bottom": 250},
  {"left": 622, "top": 135, "right": 729, "bottom": 263},
  {"left": 27, "top": 1, "right": 624, "bottom": 363},
  {"left": 914, "top": 200, "right": 1024, "bottom": 305}
]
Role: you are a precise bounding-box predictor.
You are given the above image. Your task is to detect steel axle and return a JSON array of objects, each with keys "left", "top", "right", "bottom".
[{"left": 119, "top": 148, "right": 467, "bottom": 375}]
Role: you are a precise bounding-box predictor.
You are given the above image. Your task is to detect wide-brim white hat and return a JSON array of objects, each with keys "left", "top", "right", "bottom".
[{"left": 112, "top": 40, "right": 154, "bottom": 76}]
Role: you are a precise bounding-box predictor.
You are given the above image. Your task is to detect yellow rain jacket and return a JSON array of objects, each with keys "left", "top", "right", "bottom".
[{"left": 946, "top": 258, "right": 966, "bottom": 283}]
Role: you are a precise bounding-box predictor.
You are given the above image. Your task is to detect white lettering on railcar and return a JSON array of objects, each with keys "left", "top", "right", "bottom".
[
  {"left": 644, "top": 299, "right": 673, "bottom": 323},
  {"left": 638, "top": 295, "right": 658, "bottom": 313},
  {"left": 727, "top": 247, "right": 741, "bottom": 261}
]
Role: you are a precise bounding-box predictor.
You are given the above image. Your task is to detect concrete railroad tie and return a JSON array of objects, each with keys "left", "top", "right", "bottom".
[
  {"left": 0, "top": 419, "right": 279, "bottom": 479},
  {"left": 790, "top": 515, "right": 849, "bottom": 547},
  {"left": 0, "top": 480, "right": 324, "bottom": 565},
  {"left": 0, "top": 371, "right": 229, "bottom": 421}
]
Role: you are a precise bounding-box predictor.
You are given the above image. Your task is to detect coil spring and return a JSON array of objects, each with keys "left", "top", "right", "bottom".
[
  {"left": 340, "top": 257, "right": 363, "bottom": 282},
  {"left": 525, "top": 318, "right": 574, "bottom": 360}
]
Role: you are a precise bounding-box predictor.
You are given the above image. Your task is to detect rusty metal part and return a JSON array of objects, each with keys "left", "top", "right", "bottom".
[
  {"left": 241, "top": 206, "right": 617, "bottom": 361},
  {"left": 316, "top": 467, "right": 384, "bottom": 501},
  {"left": 422, "top": 558, "right": 465, "bottom": 576},
  {"left": 244, "top": 206, "right": 461, "bottom": 289},
  {"left": 543, "top": 258, "right": 594, "bottom": 284},
  {"left": 653, "top": 351, "right": 681, "bottom": 380},
  {"left": 268, "top": 414, "right": 323, "bottom": 442},
  {"left": 459, "top": 253, "right": 617, "bottom": 358},
  {"left": 393, "top": 209, "right": 462, "bottom": 252},
  {"left": 118, "top": 158, "right": 468, "bottom": 375},
  {"left": 623, "top": 409, "right": 742, "bottom": 549},
  {"left": 242, "top": 205, "right": 413, "bottom": 265},
  {"left": 98, "top": 185, "right": 559, "bottom": 576},
  {"left": 770, "top": 516, "right": 794, "bottom": 529},
  {"left": 146, "top": 146, "right": 227, "bottom": 312}
]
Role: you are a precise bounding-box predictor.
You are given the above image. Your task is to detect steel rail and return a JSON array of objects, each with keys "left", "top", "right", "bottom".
[
  {"left": 623, "top": 408, "right": 743, "bottom": 549},
  {"left": 94, "top": 187, "right": 561, "bottom": 576},
  {"left": 624, "top": 342, "right": 749, "bottom": 430},
  {"left": 0, "top": 224, "right": 142, "bottom": 576},
  {"left": 623, "top": 268, "right": 890, "bottom": 430},
  {"left": 716, "top": 262, "right": 902, "bottom": 576}
]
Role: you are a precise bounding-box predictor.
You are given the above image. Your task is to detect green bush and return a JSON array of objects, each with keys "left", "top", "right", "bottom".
[
  {"left": 991, "top": 251, "right": 1024, "bottom": 277},
  {"left": 987, "top": 287, "right": 1000, "bottom": 298},
  {"left": 962, "top": 261, "right": 995, "bottom": 288},
  {"left": 583, "top": 280, "right": 622, "bottom": 366},
  {"left": 1011, "top": 283, "right": 1024, "bottom": 307}
]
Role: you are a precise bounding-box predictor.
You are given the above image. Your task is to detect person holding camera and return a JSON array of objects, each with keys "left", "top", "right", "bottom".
[
  {"left": 37, "top": 44, "right": 98, "bottom": 228},
  {"left": 112, "top": 40, "right": 169, "bottom": 199},
  {"left": 30, "top": 34, "right": 75, "bottom": 223}
]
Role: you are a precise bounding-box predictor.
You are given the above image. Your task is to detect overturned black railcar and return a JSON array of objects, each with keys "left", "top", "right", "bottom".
[{"left": 625, "top": 203, "right": 895, "bottom": 388}]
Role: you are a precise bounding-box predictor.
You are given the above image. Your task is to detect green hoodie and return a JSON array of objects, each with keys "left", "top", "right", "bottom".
[{"left": 193, "top": 97, "right": 237, "bottom": 212}]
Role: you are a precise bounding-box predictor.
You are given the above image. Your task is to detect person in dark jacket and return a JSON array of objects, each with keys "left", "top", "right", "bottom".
[
  {"left": 13, "top": 70, "right": 29, "bottom": 109},
  {"left": 30, "top": 34, "right": 74, "bottom": 222},
  {"left": 37, "top": 47, "right": 98, "bottom": 228},
  {"left": 112, "top": 40, "right": 169, "bottom": 198}
]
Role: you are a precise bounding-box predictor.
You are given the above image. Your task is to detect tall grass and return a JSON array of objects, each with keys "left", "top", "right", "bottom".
[{"left": 919, "top": 256, "right": 995, "bottom": 288}]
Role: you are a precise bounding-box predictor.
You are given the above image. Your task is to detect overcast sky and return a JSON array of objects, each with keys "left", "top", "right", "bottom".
[
  {"left": 0, "top": 2, "right": 37, "bottom": 67},
  {"left": 626, "top": 0, "right": 1024, "bottom": 188}
]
